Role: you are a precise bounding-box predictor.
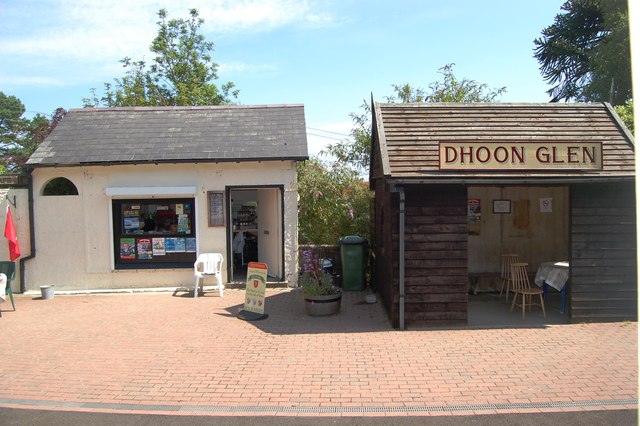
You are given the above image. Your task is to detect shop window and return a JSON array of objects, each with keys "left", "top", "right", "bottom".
[
  {"left": 113, "top": 198, "right": 196, "bottom": 269},
  {"left": 42, "top": 177, "right": 78, "bottom": 196}
]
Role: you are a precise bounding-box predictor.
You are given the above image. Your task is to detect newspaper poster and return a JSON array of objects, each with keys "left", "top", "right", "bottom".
[
  {"left": 152, "top": 238, "right": 166, "bottom": 256},
  {"left": 467, "top": 199, "right": 481, "bottom": 235},
  {"left": 137, "top": 238, "right": 152, "bottom": 260}
]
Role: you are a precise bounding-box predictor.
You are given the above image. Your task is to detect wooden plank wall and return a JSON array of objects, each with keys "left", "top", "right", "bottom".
[
  {"left": 372, "top": 180, "right": 398, "bottom": 323},
  {"left": 571, "top": 181, "right": 637, "bottom": 321},
  {"left": 403, "top": 185, "right": 468, "bottom": 326}
]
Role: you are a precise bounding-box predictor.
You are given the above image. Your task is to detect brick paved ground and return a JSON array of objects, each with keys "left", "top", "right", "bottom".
[{"left": 0, "top": 289, "right": 636, "bottom": 417}]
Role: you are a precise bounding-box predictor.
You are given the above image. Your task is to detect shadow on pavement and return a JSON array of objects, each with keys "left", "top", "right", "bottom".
[{"left": 214, "top": 287, "right": 571, "bottom": 335}]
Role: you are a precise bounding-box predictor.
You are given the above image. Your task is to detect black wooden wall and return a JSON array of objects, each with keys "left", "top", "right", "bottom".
[
  {"left": 403, "top": 185, "right": 468, "bottom": 326},
  {"left": 570, "top": 181, "right": 637, "bottom": 321},
  {"left": 374, "top": 184, "right": 468, "bottom": 328},
  {"left": 372, "top": 180, "right": 397, "bottom": 324}
]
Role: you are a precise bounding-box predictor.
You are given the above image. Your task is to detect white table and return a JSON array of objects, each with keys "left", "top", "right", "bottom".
[{"left": 534, "top": 261, "right": 569, "bottom": 313}]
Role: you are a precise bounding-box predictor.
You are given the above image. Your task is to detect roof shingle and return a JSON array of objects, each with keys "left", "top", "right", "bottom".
[
  {"left": 27, "top": 105, "right": 308, "bottom": 167},
  {"left": 372, "top": 102, "right": 635, "bottom": 180}
]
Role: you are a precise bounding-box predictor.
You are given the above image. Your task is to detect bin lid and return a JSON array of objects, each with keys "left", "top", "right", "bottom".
[{"left": 339, "top": 235, "right": 367, "bottom": 245}]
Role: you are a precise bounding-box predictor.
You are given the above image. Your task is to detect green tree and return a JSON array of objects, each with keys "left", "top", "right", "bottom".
[
  {"left": 533, "top": 0, "right": 631, "bottom": 104},
  {"left": 389, "top": 64, "right": 506, "bottom": 104},
  {"left": 614, "top": 100, "right": 634, "bottom": 135},
  {"left": 297, "top": 159, "right": 371, "bottom": 244},
  {"left": 83, "top": 9, "right": 238, "bottom": 107},
  {"left": 0, "top": 92, "right": 65, "bottom": 173},
  {"left": 326, "top": 64, "right": 506, "bottom": 173},
  {"left": 300, "top": 64, "right": 506, "bottom": 245}
]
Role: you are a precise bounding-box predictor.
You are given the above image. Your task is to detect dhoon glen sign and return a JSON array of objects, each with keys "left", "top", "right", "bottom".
[{"left": 439, "top": 142, "right": 602, "bottom": 170}]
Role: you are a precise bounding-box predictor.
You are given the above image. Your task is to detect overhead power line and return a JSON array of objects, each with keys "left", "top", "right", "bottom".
[
  {"left": 306, "top": 132, "right": 347, "bottom": 142},
  {"left": 306, "top": 127, "right": 351, "bottom": 137}
]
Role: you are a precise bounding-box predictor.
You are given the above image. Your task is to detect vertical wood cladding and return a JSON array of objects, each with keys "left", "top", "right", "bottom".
[
  {"left": 402, "top": 185, "right": 468, "bottom": 326},
  {"left": 571, "top": 182, "right": 637, "bottom": 321},
  {"left": 373, "top": 180, "right": 397, "bottom": 322}
]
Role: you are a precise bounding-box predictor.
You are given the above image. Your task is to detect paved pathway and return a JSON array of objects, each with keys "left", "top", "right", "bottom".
[{"left": 0, "top": 289, "right": 636, "bottom": 418}]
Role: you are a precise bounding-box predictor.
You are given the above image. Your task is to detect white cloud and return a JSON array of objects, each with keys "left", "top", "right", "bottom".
[
  {"left": 0, "top": 0, "right": 335, "bottom": 87},
  {"left": 218, "top": 61, "right": 278, "bottom": 76},
  {"left": 0, "top": 74, "right": 66, "bottom": 87},
  {"left": 198, "top": 0, "right": 332, "bottom": 32},
  {"left": 0, "top": 0, "right": 334, "bottom": 59}
]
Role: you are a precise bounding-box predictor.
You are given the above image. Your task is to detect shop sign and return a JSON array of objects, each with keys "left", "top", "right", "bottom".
[
  {"left": 439, "top": 142, "right": 602, "bottom": 170},
  {"left": 244, "top": 262, "right": 268, "bottom": 314}
]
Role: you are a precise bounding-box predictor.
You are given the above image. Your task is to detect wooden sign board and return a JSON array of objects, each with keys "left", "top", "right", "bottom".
[
  {"left": 439, "top": 142, "right": 602, "bottom": 170},
  {"left": 243, "top": 262, "right": 268, "bottom": 315}
]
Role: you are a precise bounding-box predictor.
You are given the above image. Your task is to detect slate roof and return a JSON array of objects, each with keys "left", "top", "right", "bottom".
[
  {"left": 27, "top": 105, "right": 308, "bottom": 167},
  {"left": 371, "top": 102, "right": 635, "bottom": 182}
]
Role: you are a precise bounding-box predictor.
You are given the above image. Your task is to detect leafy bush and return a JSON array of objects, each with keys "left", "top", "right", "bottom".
[{"left": 297, "top": 158, "right": 371, "bottom": 245}]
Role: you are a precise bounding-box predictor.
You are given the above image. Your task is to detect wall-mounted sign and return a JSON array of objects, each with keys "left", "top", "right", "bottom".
[
  {"left": 540, "top": 197, "right": 553, "bottom": 213},
  {"left": 493, "top": 199, "right": 511, "bottom": 214},
  {"left": 439, "top": 142, "right": 602, "bottom": 170},
  {"left": 208, "top": 191, "right": 225, "bottom": 227}
]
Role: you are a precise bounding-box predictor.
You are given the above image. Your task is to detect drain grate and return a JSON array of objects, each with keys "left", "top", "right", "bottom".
[{"left": 0, "top": 398, "right": 636, "bottom": 414}]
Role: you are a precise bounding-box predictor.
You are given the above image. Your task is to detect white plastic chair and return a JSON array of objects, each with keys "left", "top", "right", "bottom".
[{"left": 193, "top": 253, "right": 224, "bottom": 297}]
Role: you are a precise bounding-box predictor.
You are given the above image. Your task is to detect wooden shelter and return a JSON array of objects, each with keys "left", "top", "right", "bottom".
[{"left": 370, "top": 102, "right": 636, "bottom": 328}]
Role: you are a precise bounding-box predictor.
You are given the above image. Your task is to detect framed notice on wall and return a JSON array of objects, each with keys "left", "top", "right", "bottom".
[
  {"left": 493, "top": 199, "right": 511, "bottom": 214},
  {"left": 208, "top": 191, "right": 225, "bottom": 227}
]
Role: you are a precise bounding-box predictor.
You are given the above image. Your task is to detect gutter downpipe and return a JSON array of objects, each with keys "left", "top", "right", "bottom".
[
  {"left": 399, "top": 187, "right": 406, "bottom": 330},
  {"left": 19, "top": 170, "right": 36, "bottom": 293}
]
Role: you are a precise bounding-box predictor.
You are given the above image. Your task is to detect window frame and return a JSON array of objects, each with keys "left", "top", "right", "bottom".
[{"left": 112, "top": 197, "right": 196, "bottom": 270}]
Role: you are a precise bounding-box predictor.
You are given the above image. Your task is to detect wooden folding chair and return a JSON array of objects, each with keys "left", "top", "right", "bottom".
[
  {"left": 499, "top": 253, "right": 518, "bottom": 302},
  {"left": 510, "top": 262, "right": 545, "bottom": 319}
]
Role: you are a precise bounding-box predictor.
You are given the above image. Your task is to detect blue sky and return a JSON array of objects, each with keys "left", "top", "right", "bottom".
[{"left": 1, "top": 0, "right": 566, "bottom": 155}]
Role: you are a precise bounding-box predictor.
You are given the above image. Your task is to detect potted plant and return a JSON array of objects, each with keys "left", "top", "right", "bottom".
[{"left": 299, "top": 250, "right": 341, "bottom": 316}]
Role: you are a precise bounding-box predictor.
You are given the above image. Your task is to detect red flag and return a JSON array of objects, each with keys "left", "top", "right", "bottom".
[{"left": 4, "top": 206, "right": 20, "bottom": 261}]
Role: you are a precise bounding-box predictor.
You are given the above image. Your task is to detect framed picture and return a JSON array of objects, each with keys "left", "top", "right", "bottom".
[
  {"left": 208, "top": 191, "right": 225, "bottom": 227},
  {"left": 493, "top": 199, "right": 511, "bottom": 214}
]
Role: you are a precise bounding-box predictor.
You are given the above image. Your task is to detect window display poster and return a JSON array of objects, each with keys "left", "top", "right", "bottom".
[
  {"left": 152, "top": 238, "right": 166, "bottom": 256},
  {"left": 137, "top": 238, "right": 152, "bottom": 259},
  {"left": 186, "top": 237, "right": 196, "bottom": 252},
  {"left": 178, "top": 215, "right": 189, "bottom": 233},
  {"left": 120, "top": 238, "right": 136, "bottom": 259},
  {"left": 123, "top": 209, "right": 140, "bottom": 231},
  {"left": 468, "top": 199, "right": 481, "bottom": 236},
  {"left": 174, "top": 238, "right": 186, "bottom": 252},
  {"left": 176, "top": 204, "right": 184, "bottom": 215},
  {"left": 165, "top": 238, "right": 176, "bottom": 252}
]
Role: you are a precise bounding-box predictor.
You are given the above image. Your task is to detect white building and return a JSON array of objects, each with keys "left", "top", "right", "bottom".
[{"left": 21, "top": 105, "right": 308, "bottom": 292}]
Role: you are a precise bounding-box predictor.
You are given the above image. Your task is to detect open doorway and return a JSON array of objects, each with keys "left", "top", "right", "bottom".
[
  {"left": 228, "top": 186, "right": 284, "bottom": 282},
  {"left": 467, "top": 185, "right": 571, "bottom": 325}
]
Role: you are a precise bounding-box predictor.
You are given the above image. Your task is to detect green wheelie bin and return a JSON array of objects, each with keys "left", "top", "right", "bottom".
[{"left": 339, "top": 236, "right": 368, "bottom": 291}]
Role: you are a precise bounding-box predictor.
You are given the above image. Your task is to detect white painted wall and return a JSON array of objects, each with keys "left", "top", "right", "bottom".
[{"left": 26, "top": 161, "right": 300, "bottom": 291}]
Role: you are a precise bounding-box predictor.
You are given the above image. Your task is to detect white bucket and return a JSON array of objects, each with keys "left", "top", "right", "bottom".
[{"left": 40, "top": 285, "right": 55, "bottom": 300}]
